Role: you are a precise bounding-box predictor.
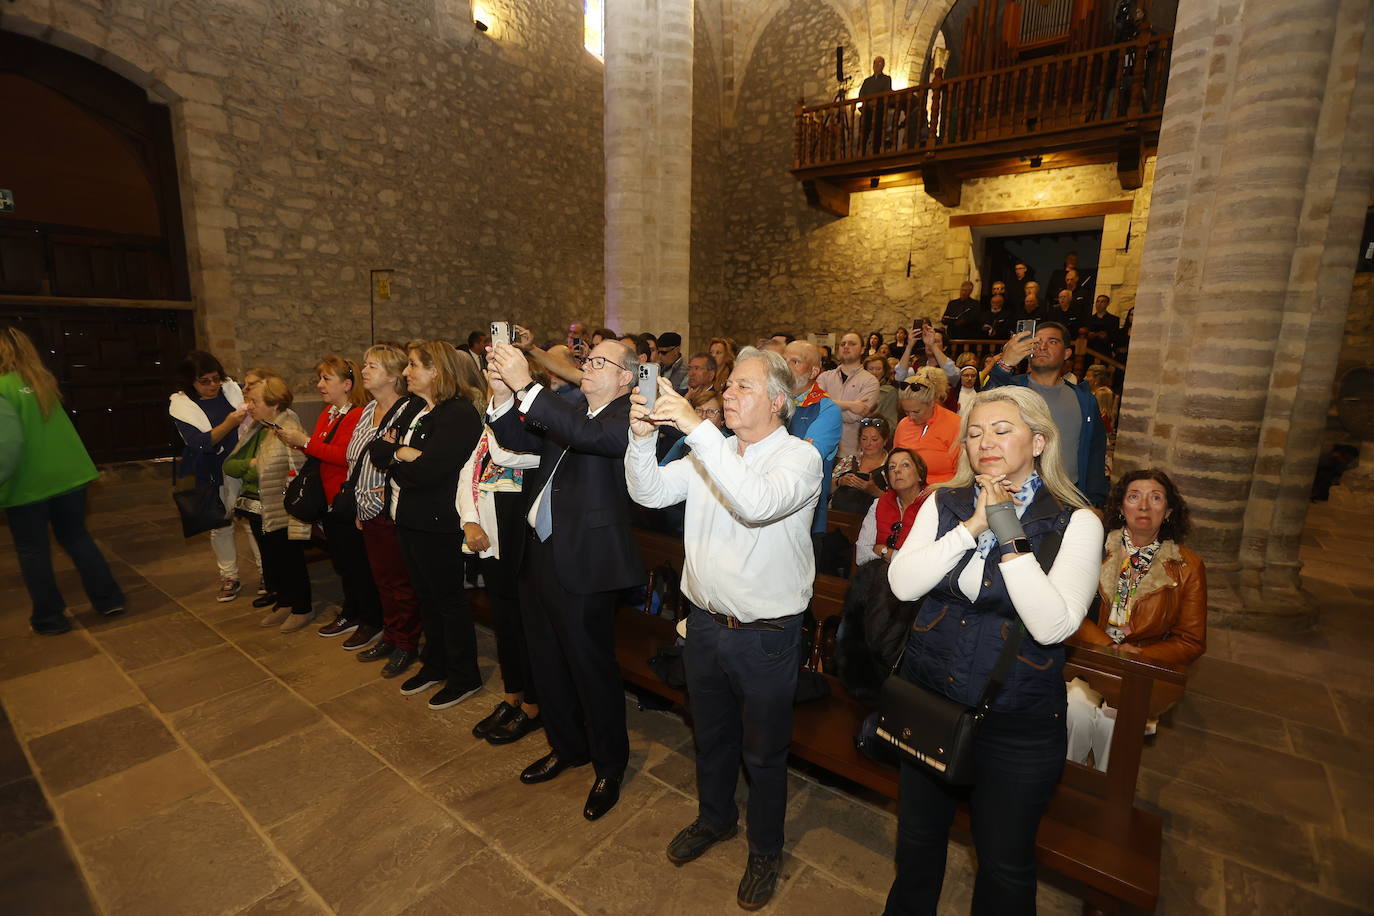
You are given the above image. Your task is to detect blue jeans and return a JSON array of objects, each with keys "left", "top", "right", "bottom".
[
  {"left": 7, "top": 486, "right": 124, "bottom": 628},
  {"left": 683, "top": 604, "right": 802, "bottom": 856},
  {"left": 885, "top": 652, "right": 1066, "bottom": 914}
]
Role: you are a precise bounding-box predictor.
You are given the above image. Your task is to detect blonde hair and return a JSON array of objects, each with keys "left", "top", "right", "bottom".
[
  {"left": 453, "top": 348, "right": 490, "bottom": 409},
  {"left": 897, "top": 365, "right": 949, "bottom": 405},
  {"left": 406, "top": 340, "right": 464, "bottom": 403},
  {"left": 936, "top": 386, "right": 1091, "bottom": 510},
  {"left": 254, "top": 375, "right": 294, "bottom": 411},
  {"left": 363, "top": 344, "right": 409, "bottom": 395},
  {"left": 0, "top": 327, "right": 61, "bottom": 418}
]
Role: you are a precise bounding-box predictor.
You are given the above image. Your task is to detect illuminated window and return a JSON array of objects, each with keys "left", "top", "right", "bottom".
[{"left": 584, "top": 0, "right": 605, "bottom": 60}]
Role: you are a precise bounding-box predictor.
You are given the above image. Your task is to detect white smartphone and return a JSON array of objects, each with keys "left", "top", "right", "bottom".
[
  {"left": 1015, "top": 319, "right": 1037, "bottom": 339},
  {"left": 638, "top": 362, "right": 660, "bottom": 410},
  {"left": 490, "top": 321, "right": 513, "bottom": 345}
]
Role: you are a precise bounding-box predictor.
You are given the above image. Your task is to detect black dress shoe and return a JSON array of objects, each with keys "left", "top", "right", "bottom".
[
  {"left": 472, "top": 701, "right": 518, "bottom": 739},
  {"left": 485, "top": 708, "right": 543, "bottom": 745},
  {"left": 380, "top": 649, "right": 419, "bottom": 679},
  {"left": 583, "top": 775, "right": 621, "bottom": 821},
  {"left": 252, "top": 592, "right": 278, "bottom": 608},
  {"left": 519, "top": 751, "right": 589, "bottom": 785},
  {"left": 357, "top": 641, "right": 394, "bottom": 663}
]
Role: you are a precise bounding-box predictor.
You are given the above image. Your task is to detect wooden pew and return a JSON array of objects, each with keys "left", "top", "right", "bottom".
[{"left": 612, "top": 528, "right": 1184, "bottom": 914}]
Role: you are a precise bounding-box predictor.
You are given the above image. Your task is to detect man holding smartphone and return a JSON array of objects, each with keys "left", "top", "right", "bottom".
[{"left": 985, "top": 322, "right": 1108, "bottom": 505}]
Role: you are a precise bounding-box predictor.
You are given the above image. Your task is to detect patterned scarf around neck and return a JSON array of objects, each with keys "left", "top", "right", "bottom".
[
  {"left": 1107, "top": 527, "right": 1162, "bottom": 641},
  {"left": 973, "top": 471, "right": 1043, "bottom": 559}
]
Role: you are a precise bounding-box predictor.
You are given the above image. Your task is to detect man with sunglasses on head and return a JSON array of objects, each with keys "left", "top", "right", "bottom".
[{"left": 486, "top": 338, "right": 644, "bottom": 823}]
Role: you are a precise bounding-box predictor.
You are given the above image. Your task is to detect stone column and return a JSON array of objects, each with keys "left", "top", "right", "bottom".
[
  {"left": 603, "top": 0, "right": 694, "bottom": 344},
  {"left": 1116, "top": 0, "right": 1374, "bottom": 630}
]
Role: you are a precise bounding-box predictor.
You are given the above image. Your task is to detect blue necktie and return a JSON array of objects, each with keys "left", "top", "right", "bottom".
[{"left": 534, "top": 474, "right": 554, "bottom": 541}]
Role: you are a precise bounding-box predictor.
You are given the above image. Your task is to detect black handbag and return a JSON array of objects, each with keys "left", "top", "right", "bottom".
[
  {"left": 874, "top": 526, "right": 1064, "bottom": 786},
  {"left": 171, "top": 457, "right": 232, "bottom": 538},
  {"left": 283, "top": 410, "right": 347, "bottom": 524}
]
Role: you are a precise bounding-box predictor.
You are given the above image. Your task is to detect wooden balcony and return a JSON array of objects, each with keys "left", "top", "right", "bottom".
[{"left": 792, "top": 32, "right": 1172, "bottom": 215}]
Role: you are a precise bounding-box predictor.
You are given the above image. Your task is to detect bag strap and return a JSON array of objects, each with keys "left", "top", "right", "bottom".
[{"left": 974, "top": 527, "right": 1065, "bottom": 711}]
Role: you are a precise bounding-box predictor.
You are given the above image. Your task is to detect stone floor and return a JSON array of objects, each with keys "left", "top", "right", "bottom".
[{"left": 1, "top": 467, "right": 1371, "bottom": 915}]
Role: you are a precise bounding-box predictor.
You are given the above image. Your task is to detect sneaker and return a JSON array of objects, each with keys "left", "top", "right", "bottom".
[
  {"left": 357, "top": 641, "right": 394, "bottom": 663},
  {"left": 666, "top": 820, "right": 738, "bottom": 866},
  {"left": 259, "top": 606, "right": 292, "bottom": 628},
  {"left": 382, "top": 649, "right": 419, "bottom": 679},
  {"left": 317, "top": 615, "right": 358, "bottom": 638},
  {"left": 342, "top": 624, "right": 383, "bottom": 651},
  {"left": 399, "top": 670, "right": 443, "bottom": 696},
  {"left": 280, "top": 609, "right": 319, "bottom": 633},
  {"left": 217, "top": 578, "right": 242, "bottom": 602},
  {"left": 256, "top": 582, "right": 269, "bottom": 597},
  {"left": 736, "top": 853, "right": 783, "bottom": 910},
  {"left": 428, "top": 683, "right": 482, "bottom": 710}
]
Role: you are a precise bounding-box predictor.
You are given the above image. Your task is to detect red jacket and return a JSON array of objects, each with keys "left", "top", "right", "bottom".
[{"left": 303, "top": 404, "right": 363, "bottom": 505}]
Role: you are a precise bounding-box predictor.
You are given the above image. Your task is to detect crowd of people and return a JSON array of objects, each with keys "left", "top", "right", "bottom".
[{"left": 0, "top": 288, "right": 1207, "bottom": 912}]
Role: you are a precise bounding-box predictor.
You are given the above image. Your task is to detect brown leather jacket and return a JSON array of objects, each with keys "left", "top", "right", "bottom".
[{"left": 1075, "top": 532, "right": 1207, "bottom": 669}]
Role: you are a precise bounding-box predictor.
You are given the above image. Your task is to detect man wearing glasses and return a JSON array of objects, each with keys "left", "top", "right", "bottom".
[
  {"left": 625, "top": 348, "right": 822, "bottom": 911},
  {"left": 485, "top": 339, "right": 645, "bottom": 822}
]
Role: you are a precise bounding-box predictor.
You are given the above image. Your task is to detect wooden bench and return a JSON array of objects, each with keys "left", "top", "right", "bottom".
[{"left": 611, "top": 527, "right": 1185, "bottom": 915}]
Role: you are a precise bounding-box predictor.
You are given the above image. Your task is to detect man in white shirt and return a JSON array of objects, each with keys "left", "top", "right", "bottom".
[
  {"left": 817, "top": 331, "right": 879, "bottom": 455},
  {"left": 625, "top": 347, "right": 822, "bottom": 911}
]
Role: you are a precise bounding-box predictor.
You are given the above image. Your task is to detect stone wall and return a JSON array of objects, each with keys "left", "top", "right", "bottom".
[
  {"left": 705, "top": 0, "right": 1149, "bottom": 347},
  {"left": 689, "top": 1, "right": 727, "bottom": 351},
  {"left": 5, "top": 0, "right": 605, "bottom": 393}
]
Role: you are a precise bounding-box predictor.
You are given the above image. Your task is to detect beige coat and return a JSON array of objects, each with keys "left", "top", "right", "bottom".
[{"left": 252, "top": 410, "right": 311, "bottom": 540}]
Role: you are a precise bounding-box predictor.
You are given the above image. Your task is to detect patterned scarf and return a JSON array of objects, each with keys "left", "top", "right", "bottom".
[
  {"left": 1107, "top": 528, "right": 1161, "bottom": 641},
  {"left": 973, "top": 471, "right": 1043, "bottom": 559}
]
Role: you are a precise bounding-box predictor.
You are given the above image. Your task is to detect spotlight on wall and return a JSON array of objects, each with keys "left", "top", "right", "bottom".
[
  {"left": 473, "top": 3, "right": 492, "bottom": 32},
  {"left": 1021, "top": 154, "right": 1043, "bottom": 169},
  {"left": 474, "top": 18, "right": 488, "bottom": 31}
]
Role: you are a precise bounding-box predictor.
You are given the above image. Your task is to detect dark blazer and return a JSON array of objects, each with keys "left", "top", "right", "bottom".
[
  {"left": 370, "top": 395, "right": 482, "bottom": 532},
  {"left": 488, "top": 388, "right": 644, "bottom": 596}
]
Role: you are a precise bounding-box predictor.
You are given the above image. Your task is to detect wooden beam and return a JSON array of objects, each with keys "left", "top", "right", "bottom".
[
  {"left": 1117, "top": 134, "right": 1144, "bottom": 190},
  {"left": 949, "top": 199, "right": 1133, "bottom": 228},
  {"left": 921, "top": 163, "right": 963, "bottom": 207},
  {"left": 802, "top": 179, "right": 850, "bottom": 217}
]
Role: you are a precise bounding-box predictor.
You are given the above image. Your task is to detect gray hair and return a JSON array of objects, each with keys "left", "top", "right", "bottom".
[{"left": 734, "top": 346, "right": 796, "bottom": 420}]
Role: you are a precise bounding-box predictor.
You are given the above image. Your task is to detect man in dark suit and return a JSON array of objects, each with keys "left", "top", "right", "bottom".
[
  {"left": 859, "top": 56, "right": 893, "bottom": 153},
  {"left": 485, "top": 338, "right": 644, "bottom": 821}
]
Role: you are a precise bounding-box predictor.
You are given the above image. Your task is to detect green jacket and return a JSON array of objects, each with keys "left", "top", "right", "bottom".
[{"left": 0, "top": 371, "right": 99, "bottom": 508}]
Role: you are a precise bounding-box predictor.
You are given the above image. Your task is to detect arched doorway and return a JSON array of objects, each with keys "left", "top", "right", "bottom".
[{"left": 1, "top": 29, "right": 193, "bottom": 462}]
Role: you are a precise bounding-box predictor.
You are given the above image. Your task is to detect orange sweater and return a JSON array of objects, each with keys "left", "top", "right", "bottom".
[{"left": 893, "top": 404, "right": 962, "bottom": 483}]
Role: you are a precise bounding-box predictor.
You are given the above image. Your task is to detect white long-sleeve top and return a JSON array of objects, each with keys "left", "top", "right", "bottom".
[
  {"left": 456, "top": 427, "right": 540, "bottom": 560},
  {"left": 887, "top": 494, "right": 1103, "bottom": 645},
  {"left": 625, "top": 422, "right": 822, "bottom": 623}
]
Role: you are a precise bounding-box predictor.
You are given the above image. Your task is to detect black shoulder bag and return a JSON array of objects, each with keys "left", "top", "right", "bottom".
[
  {"left": 171, "top": 456, "right": 232, "bottom": 538},
  {"left": 283, "top": 411, "right": 347, "bottom": 524},
  {"left": 875, "top": 527, "right": 1064, "bottom": 785}
]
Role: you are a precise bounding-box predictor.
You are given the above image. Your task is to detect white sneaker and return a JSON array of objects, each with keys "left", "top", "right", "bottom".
[{"left": 217, "top": 578, "right": 242, "bottom": 602}]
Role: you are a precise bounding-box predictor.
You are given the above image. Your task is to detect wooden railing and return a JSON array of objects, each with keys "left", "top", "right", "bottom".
[{"left": 795, "top": 32, "right": 1172, "bottom": 171}]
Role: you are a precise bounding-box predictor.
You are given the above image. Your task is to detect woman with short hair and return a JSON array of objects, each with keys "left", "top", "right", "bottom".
[
  {"left": 1, "top": 327, "right": 125, "bottom": 634},
  {"left": 892, "top": 366, "right": 961, "bottom": 485},
  {"left": 371, "top": 340, "right": 485, "bottom": 710},
  {"left": 169, "top": 349, "right": 254, "bottom": 602},
  {"left": 223, "top": 376, "right": 315, "bottom": 630}
]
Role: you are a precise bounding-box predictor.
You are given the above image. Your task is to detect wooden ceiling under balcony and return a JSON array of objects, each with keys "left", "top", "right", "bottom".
[{"left": 793, "top": 31, "right": 1172, "bottom": 216}]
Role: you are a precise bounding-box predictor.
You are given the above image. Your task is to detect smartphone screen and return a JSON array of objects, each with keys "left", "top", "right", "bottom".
[
  {"left": 638, "top": 362, "right": 660, "bottom": 411},
  {"left": 1015, "top": 319, "right": 1037, "bottom": 339}
]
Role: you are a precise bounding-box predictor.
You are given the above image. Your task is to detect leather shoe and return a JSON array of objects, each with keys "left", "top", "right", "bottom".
[
  {"left": 582, "top": 775, "right": 621, "bottom": 821},
  {"left": 472, "top": 701, "right": 517, "bottom": 739},
  {"left": 485, "top": 708, "right": 542, "bottom": 745},
  {"left": 519, "top": 751, "right": 588, "bottom": 785},
  {"left": 380, "top": 649, "right": 418, "bottom": 679}
]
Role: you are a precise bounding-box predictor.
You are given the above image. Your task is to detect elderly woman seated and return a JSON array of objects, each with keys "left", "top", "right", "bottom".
[{"left": 1067, "top": 468, "right": 1207, "bottom": 769}]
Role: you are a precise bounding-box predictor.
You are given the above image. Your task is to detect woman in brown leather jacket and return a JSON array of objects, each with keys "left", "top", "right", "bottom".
[{"left": 1067, "top": 468, "right": 1207, "bottom": 768}]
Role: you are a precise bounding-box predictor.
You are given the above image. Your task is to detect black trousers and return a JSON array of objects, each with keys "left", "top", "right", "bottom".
[
  {"left": 520, "top": 534, "right": 627, "bottom": 779},
  {"left": 480, "top": 552, "right": 535, "bottom": 702},
  {"left": 322, "top": 513, "right": 383, "bottom": 628},
  {"left": 884, "top": 642, "right": 1067, "bottom": 915},
  {"left": 248, "top": 514, "right": 311, "bottom": 613},
  {"left": 396, "top": 527, "right": 481, "bottom": 691},
  {"left": 682, "top": 603, "right": 802, "bottom": 856}
]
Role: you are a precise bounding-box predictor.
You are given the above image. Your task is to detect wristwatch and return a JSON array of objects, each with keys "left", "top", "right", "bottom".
[
  {"left": 999, "top": 537, "right": 1032, "bottom": 557},
  {"left": 517, "top": 380, "right": 539, "bottom": 399}
]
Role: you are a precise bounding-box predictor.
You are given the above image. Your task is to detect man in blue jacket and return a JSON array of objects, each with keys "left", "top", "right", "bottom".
[
  {"left": 784, "top": 340, "right": 841, "bottom": 535},
  {"left": 984, "top": 321, "right": 1108, "bottom": 506}
]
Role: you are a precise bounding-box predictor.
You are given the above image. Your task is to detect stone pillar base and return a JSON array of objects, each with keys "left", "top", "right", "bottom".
[
  {"left": 1205, "top": 569, "right": 1318, "bottom": 634},
  {"left": 1327, "top": 441, "right": 1374, "bottom": 510}
]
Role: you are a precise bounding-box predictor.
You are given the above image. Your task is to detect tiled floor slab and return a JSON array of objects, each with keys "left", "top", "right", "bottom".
[
  {"left": 27, "top": 704, "right": 179, "bottom": 795},
  {"left": 170, "top": 680, "right": 322, "bottom": 763},
  {"left": 0, "top": 653, "right": 141, "bottom": 739},
  {"left": 53, "top": 748, "right": 213, "bottom": 846},
  {"left": 130, "top": 643, "right": 271, "bottom": 714},
  {"left": 0, "top": 825, "right": 97, "bottom": 916},
  {"left": 91, "top": 610, "right": 225, "bottom": 671},
  {"left": 398, "top": 848, "right": 577, "bottom": 915}
]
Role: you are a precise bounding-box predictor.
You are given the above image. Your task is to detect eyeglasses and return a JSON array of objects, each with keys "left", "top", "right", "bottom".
[
  {"left": 859, "top": 417, "right": 887, "bottom": 428},
  {"left": 195, "top": 375, "right": 222, "bottom": 386},
  {"left": 695, "top": 407, "right": 722, "bottom": 419},
  {"left": 885, "top": 521, "right": 903, "bottom": 549},
  {"left": 897, "top": 381, "right": 927, "bottom": 393},
  {"left": 586, "top": 355, "right": 629, "bottom": 371}
]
